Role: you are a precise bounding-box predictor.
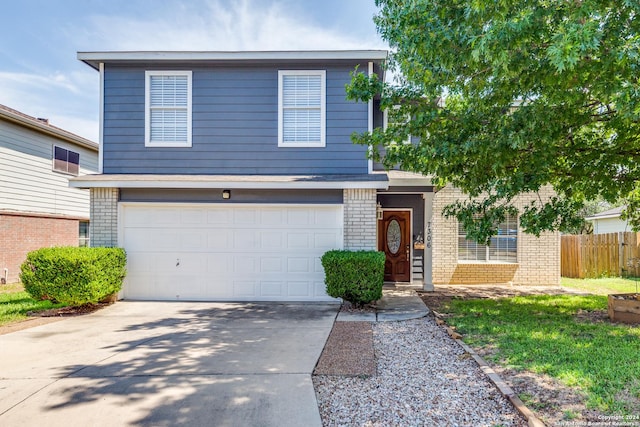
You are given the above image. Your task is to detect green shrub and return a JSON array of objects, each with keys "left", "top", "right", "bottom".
[
  {"left": 321, "top": 250, "right": 385, "bottom": 306},
  {"left": 20, "top": 247, "right": 126, "bottom": 306}
]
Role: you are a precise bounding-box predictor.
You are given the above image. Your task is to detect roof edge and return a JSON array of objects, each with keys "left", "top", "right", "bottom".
[
  {"left": 77, "top": 50, "right": 388, "bottom": 70},
  {"left": 69, "top": 174, "right": 389, "bottom": 190},
  {"left": 0, "top": 105, "right": 98, "bottom": 151}
]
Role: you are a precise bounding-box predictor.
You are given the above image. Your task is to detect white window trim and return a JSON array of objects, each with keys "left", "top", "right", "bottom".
[
  {"left": 278, "top": 70, "right": 326, "bottom": 148},
  {"left": 144, "top": 70, "right": 192, "bottom": 148},
  {"left": 383, "top": 106, "right": 411, "bottom": 145}
]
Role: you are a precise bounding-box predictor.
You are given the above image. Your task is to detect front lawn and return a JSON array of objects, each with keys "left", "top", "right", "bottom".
[
  {"left": 443, "top": 294, "right": 640, "bottom": 416},
  {"left": 562, "top": 276, "right": 640, "bottom": 295},
  {"left": 0, "top": 283, "right": 67, "bottom": 326}
]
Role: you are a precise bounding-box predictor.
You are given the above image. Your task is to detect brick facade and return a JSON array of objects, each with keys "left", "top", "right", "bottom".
[
  {"left": 0, "top": 212, "right": 79, "bottom": 283},
  {"left": 432, "top": 185, "right": 560, "bottom": 286},
  {"left": 90, "top": 188, "right": 119, "bottom": 247},
  {"left": 343, "top": 188, "right": 377, "bottom": 250}
]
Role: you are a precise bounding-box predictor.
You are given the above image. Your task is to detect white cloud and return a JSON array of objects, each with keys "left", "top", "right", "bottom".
[
  {"left": 81, "top": 0, "right": 384, "bottom": 51},
  {"left": 0, "top": 70, "right": 99, "bottom": 141}
]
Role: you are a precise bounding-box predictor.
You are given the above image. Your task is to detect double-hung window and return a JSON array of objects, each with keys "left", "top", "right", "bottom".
[
  {"left": 278, "top": 70, "right": 326, "bottom": 147},
  {"left": 458, "top": 214, "right": 518, "bottom": 263},
  {"left": 145, "top": 71, "right": 192, "bottom": 147}
]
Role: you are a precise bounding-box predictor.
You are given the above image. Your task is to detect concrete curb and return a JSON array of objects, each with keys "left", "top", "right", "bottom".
[{"left": 438, "top": 321, "right": 546, "bottom": 427}]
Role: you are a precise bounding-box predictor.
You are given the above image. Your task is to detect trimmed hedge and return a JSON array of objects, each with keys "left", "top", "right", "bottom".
[
  {"left": 321, "top": 250, "right": 385, "bottom": 306},
  {"left": 20, "top": 247, "right": 127, "bottom": 306}
]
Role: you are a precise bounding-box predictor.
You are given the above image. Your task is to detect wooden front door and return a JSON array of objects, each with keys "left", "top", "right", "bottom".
[{"left": 378, "top": 210, "right": 411, "bottom": 282}]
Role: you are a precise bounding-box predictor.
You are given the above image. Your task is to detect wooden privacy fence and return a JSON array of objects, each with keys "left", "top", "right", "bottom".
[{"left": 561, "top": 232, "right": 640, "bottom": 278}]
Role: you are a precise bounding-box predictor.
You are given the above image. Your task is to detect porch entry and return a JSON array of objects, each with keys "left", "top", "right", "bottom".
[{"left": 378, "top": 210, "right": 411, "bottom": 282}]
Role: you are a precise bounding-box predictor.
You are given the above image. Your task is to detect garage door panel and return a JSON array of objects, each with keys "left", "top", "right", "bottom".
[
  {"left": 260, "top": 281, "right": 284, "bottom": 297},
  {"left": 260, "top": 257, "right": 283, "bottom": 273},
  {"left": 180, "top": 230, "right": 207, "bottom": 251},
  {"left": 234, "top": 209, "right": 258, "bottom": 225},
  {"left": 287, "top": 281, "right": 312, "bottom": 297},
  {"left": 237, "top": 256, "right": 257, "bottom": 273},
  {"left": 207, "top": 230, "right": 230, "bottom": 250},
  {"left": 233, "top": 229, "right": 259, "bottom": 250},
  {"left": 181, "top": 209, "right": 206, "bottom": 225},
  {"left": 287, "top": 257, "right": 311, "bottom": 273},
  {"left": 287, "top": 233, "right": 310, "bottom": 249},
  {"left": 314, "top": 209, "right": 343, "bottom": 226},
  {"left": 121, "top": 204, "right": 342, "bottom": 301},
  {"left": 233, "top": 281, "right": 258, "bottom": 297},
  {"left": 287, "top": 209, "right": 311, "bottom": 226},
  {"left": 206, "top": 208, "right": 231, "bottom": 224},
  {"left": 315, "top": 232, "right": 342, "bottom": 250},
  {"left": 207, "top": 254, "right": 232, "bottom": 274}
]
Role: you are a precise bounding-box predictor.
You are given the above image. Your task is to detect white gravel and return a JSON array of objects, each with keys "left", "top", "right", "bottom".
[{"left": 313, "top": 317, "right": 527, "bottom": 427}]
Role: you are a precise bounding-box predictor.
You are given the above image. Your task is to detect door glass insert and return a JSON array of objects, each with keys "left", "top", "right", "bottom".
[{"left": 387, "top": 219, "right": 401, "bottom": 254}]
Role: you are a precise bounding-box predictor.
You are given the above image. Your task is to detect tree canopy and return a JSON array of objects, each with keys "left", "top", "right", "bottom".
[{"left": 347, "top": 0, "right": 640, "bottom": 243}]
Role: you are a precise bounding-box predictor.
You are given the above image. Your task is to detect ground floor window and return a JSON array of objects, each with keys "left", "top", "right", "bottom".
[
  {"left": 79, "top": 221, "right": 89, "bottom": 247},
  {"left": 458, "top": 215, "right": 517, "bottom": 262}
]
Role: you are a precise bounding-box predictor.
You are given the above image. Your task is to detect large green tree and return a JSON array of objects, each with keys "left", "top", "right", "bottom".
[{"left": 348, "top": 0, "right": 640, "bottom": 243}]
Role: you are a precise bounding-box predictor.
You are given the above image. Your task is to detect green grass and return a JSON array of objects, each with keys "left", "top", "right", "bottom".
[
  {"left": 561, "top": 276, "right": 640, "bottom": 295},
  {"left": 0, "top": 283, "right": 67, "bottom": 326},
  {"left": 444, "top": 294, "right": 640, "bottom": 414}
]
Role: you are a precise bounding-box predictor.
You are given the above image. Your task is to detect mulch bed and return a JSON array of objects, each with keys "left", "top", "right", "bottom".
[
  {"left": 27, "top": 302, "right": 110, "bottom": 318},
  {"left": 314, "top": 320, "right": 376, "bottom": 377}
]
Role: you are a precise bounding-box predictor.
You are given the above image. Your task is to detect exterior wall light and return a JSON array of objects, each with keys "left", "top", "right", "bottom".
[{"left": 222, "top": 190, "right": 231, "bottom": 199}]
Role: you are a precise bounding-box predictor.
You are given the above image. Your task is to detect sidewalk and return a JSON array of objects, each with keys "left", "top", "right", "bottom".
[{"left": 336, "top": 288, "right": 429, "bottom": 322}]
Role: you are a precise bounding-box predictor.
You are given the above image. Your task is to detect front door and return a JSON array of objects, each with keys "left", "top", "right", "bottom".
[{"left": 378, "top": 210, "right": 411, "bottom": 282}]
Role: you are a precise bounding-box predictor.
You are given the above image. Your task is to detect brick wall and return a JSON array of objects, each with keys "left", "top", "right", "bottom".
[
  {"left": 343, "top": 188, "right": 377, "bottom": 250},
  {"left": 90, "top": 188, "right": 119, "bottom": 247},
  {"left": 432, "top": 185, "right": 560, "bottom": 286},
  {"left": 0, "top": 213, "right": 79, "bottom": 283}
]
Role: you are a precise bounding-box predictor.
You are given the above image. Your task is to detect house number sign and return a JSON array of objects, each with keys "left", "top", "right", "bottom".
[{"left": 426, "top": 221, "right": 432, "bottom": 249}]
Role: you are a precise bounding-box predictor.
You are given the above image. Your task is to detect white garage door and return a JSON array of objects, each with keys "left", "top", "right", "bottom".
[{"left": 120, "top": 203, "right": 343, "bottom": 301}]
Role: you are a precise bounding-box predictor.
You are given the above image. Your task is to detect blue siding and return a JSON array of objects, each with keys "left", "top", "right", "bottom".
[{"left": 103, "top": 63, "right": 370, "bottom": 175}]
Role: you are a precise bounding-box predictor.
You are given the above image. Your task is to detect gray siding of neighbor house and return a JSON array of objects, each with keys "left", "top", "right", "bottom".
[
  {"left": 119, "top": 188, "right": 343, "bottom": 204},
  {"left": 0, "top": 120, "right": 98, "bottom": 218},
  {"left": 103, "top": 62, "right": 371, "bottom": 175}
]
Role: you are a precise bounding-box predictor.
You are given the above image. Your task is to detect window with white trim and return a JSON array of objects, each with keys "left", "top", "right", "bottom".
[
  {"left": 278, "top": 70, "right": 326, "bottom": 147},
  {"left": 458, "top": 214, "right": 518, "bottom": 262},
  {"left": 53, "top": 146, "right": 80, "bottom": 175},
  {"left": 145, "top": 71, "right": 192, "bottom": 147}
]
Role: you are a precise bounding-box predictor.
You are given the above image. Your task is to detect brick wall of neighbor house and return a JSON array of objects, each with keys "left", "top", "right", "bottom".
[
  {"left": 0, "top": 213, "right": 79, "bottom": 283},
  {"left": 343, "top": 189, "right": 377, "bottom": 250},
  {"left": 90, "top": 188, "right": 119, "bottom": 247},
  {"left": 432, "top": 185, "right": 560, "bottom": 285}
]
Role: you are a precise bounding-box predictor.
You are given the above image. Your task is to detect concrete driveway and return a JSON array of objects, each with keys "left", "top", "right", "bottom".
[{"left": 0, "top": 301, "right": 339, "bottom": 427}]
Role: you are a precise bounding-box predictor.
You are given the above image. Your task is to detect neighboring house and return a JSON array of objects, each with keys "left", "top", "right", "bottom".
[
  {"left": 0, "top": 104, "right": 99, "bottom": 284},
  {"left": 585, "top": 206, "right": 631, "bottom": 234},
  {"left": 71, "top": 50, "right": 559, "bottom": 301}
]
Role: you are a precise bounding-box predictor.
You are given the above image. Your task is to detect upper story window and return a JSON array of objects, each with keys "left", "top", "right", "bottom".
[
  {"left": 458, "top": 214, "right": 518, "bottom": 263},
  {"left": 278, "top": 70, "right": 326, "bottom": 148},
  {"left": 53, "top": 146, "right": 80, "bottom": 176},
  {"left": 145, "top": 71, "right": 192, "bottom": 147},
  {"left": 383, "top": 106, "right": 411, "bottom": 145}
]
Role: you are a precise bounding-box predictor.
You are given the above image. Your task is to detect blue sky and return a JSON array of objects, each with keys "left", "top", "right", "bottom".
[{"left": 0, "top": 0, "right": 385, "bottom": 141}]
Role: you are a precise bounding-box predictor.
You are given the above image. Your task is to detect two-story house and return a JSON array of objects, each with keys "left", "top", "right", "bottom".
[
  {"left": 0, "top": 104, "right": 99, "bottom": 284},
  {"left": 71, "top": 50, "right": 559, "bottom": 301}
]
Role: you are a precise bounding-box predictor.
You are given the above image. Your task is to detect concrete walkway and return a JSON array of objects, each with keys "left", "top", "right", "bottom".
[
  {"left": 0, "top": 301, "right": 339, "bottom": 427},
  {"left": 336, "top": 288, "right": 430, "bottom": 322}
]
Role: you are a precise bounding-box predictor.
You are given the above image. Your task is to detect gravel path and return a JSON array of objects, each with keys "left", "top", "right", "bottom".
[{"left": 313, "top": 317, "right": 527, "bottom": 427}]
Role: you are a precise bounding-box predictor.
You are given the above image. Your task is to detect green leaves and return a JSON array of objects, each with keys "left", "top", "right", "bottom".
[{"left": 353, "top": 0, "right": 640, "bottom": 239}]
